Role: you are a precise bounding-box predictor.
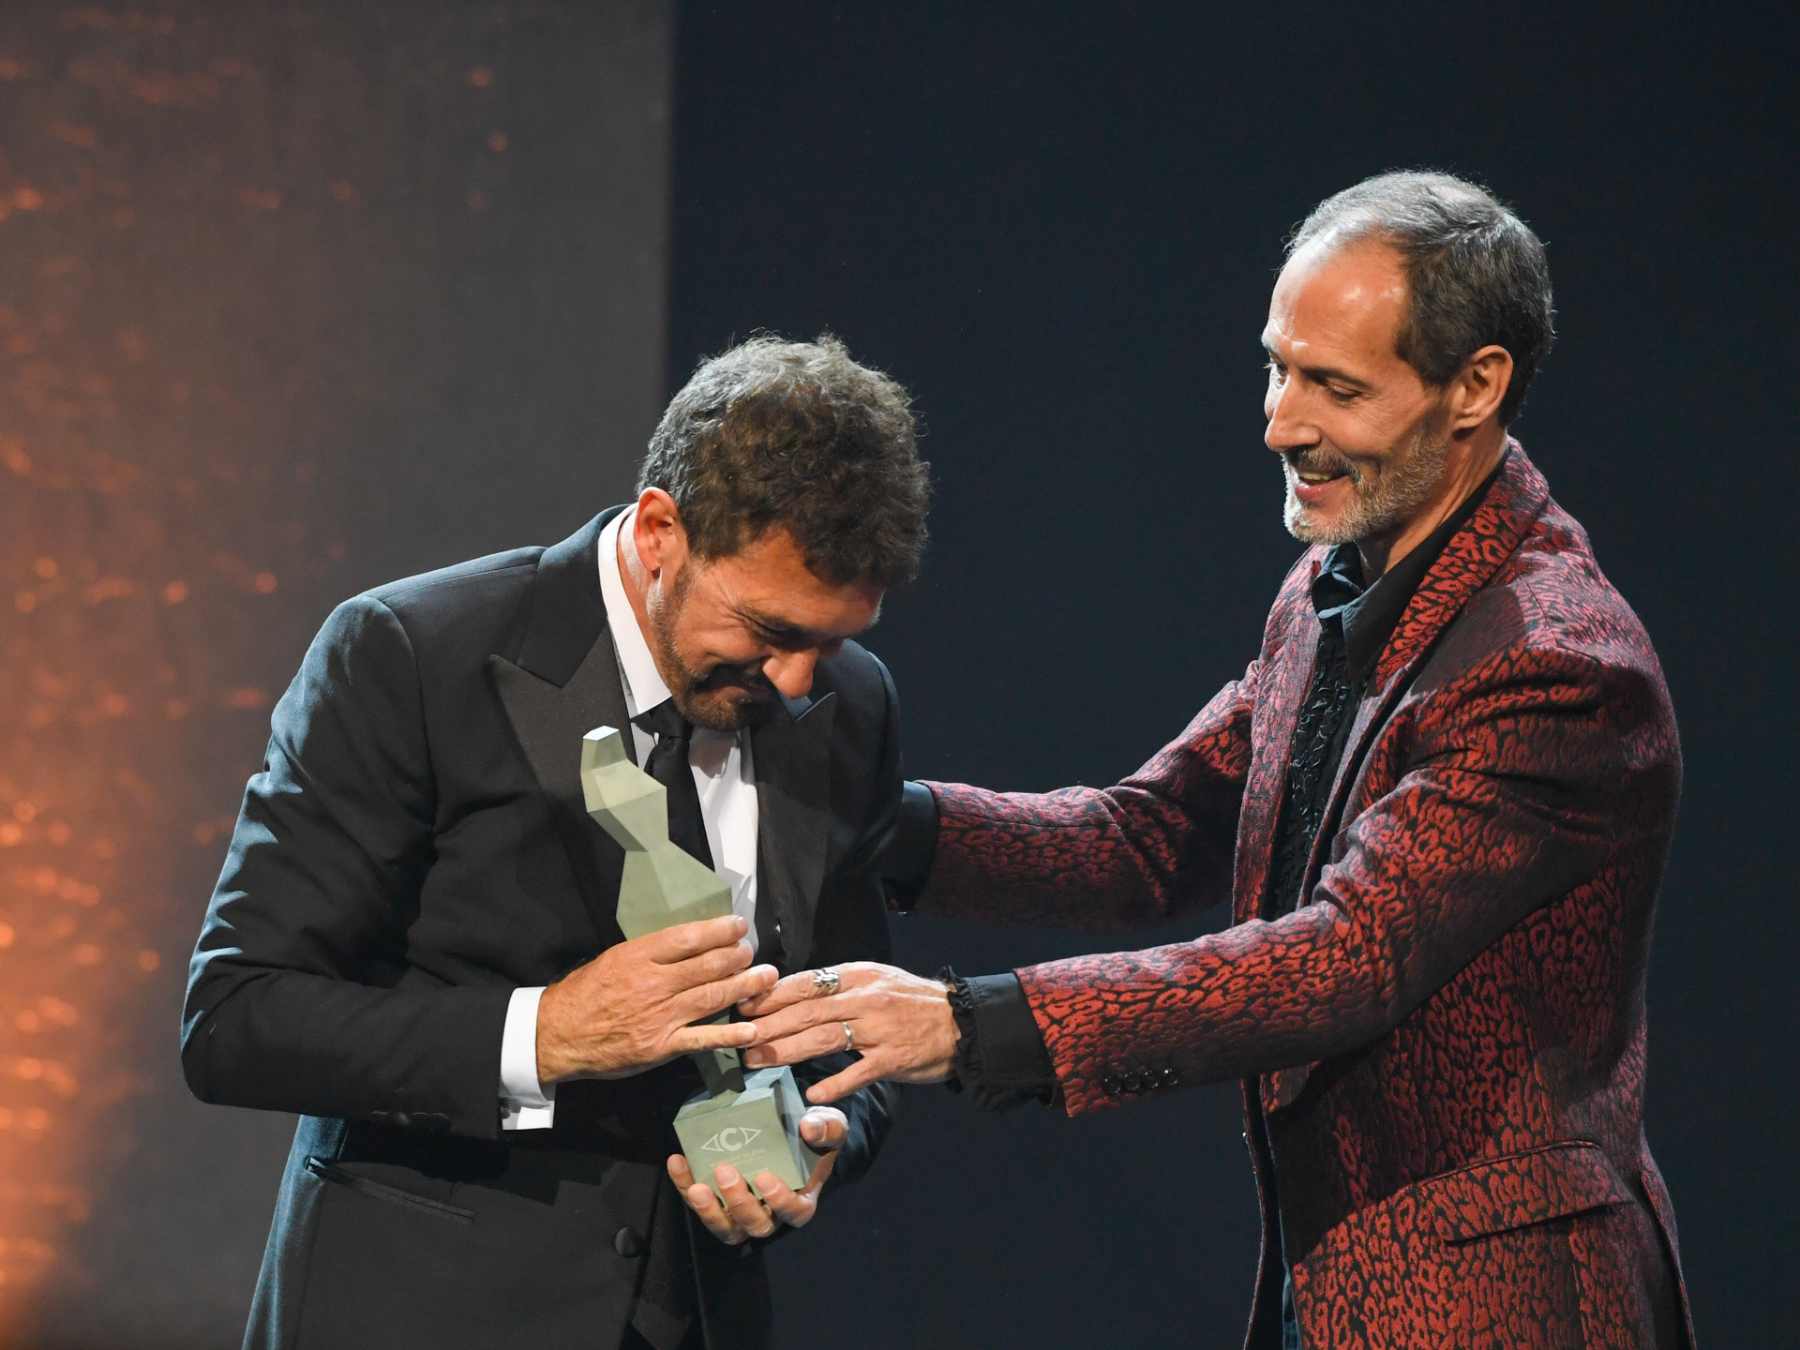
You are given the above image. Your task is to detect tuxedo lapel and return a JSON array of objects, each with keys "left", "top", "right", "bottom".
[
  {"left": 749, "top": 691, "right": 835, "bottom": 972},
  {"left": 489, "top": 509, "right": 634, "bottom": 950}
]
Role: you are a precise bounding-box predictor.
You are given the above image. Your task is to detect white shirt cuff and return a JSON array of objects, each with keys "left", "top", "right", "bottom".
[{"left": 498, "top": 985, "right": 556, "bottom": 1131}]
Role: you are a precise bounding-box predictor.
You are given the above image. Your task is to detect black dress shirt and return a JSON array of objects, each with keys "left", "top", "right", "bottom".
[{"left": 915, "top": 455, "right": 1508, "bottom": 1103}]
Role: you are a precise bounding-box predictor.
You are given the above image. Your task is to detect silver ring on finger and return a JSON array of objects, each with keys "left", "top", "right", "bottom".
[
  {"left": 812, "top": 967, "right": 841, "bottom": 996},
  {"left": 841, "top": 1021, "right": 855, "bottom": 1053}
]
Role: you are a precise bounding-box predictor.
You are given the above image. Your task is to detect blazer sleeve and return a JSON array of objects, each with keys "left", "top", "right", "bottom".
[
  {"left": 180, "top": 594, "right": 514, "bottom": 1139},
  {"left": 789, "top": 652, "right": 905, "bottom": 1186},
  {"left": 913, "top": 657, "right": 1261, "bottom": 929},
  {"left": 1013, "top": 642, "right": 1679, "bottom": 1116}
]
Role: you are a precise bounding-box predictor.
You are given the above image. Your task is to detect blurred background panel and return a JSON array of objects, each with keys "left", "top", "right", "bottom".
[
  {"left": 0, "top": 3, "right": 669, "bottom": 1345},
  {"left": 1, "top": 1, "right": 1793, "bottom": 1345}
]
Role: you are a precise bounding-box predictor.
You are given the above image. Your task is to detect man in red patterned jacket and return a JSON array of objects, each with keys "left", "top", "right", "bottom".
[{"left": 734, "top": 171, "right": 1693, "bottom": 1348}]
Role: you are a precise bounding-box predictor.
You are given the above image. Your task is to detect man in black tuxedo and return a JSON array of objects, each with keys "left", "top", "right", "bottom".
[{"left": 182, "top": 335, "right": 930, "bottom": 1349}]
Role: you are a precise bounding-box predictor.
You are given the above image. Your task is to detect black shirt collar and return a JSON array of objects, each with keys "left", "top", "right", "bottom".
[{"left": 1310, "top": 451, "right": 1509, "bottom": 685}]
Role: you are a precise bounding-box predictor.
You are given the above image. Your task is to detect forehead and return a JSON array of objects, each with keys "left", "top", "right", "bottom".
[{"left": 1264, "top": 236, "right": 1410, "bottom": 366}]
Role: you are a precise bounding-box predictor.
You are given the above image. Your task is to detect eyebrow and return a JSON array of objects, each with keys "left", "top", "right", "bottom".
[
  {"left": 736, "top": 603, "right": 881, "bottom": 645},
  {"left": 1260, "top": 337, "right": 1372, "bottom": 390}
]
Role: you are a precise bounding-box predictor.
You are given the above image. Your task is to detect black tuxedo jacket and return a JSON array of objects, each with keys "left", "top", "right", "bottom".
[{"left": 183, "top": 508, "right": 901, "bottom": 1350}]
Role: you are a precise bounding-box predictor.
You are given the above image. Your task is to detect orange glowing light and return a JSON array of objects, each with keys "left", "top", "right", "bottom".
[
  {"left": 253, "top": 571, "right": 277, "bottom": 594},
  {"left": 487, "top": 130, "right": 510, "bottom": 153},
  {"left": 135, "top": 951, "right": 160, "bottom": 973},
  {"left": 12, "top": 188, "right": 44, "bottom": 212},
  {"left": 162, "top": 579, "right": 188, "bottom": 604},
  {"left": 31, "top": 558, "right": 57, "bottom": 581},
  {"left": 69, "top": 946, "right": 101, "bottom": 968},
  {"left": 467, "top": 66, "right": 494, "bottom": 88}
]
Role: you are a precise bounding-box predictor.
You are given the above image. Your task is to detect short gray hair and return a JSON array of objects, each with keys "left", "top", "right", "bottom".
[{"left": 1288, "top": 171, "right": 1554, "bottom": 426}]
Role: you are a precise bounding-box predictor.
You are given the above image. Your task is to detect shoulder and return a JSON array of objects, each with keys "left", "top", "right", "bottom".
[
  {"left": 1464, "top": 497, "right": 1663, "bottom": 675},
  {"left": 308, "top": 544, "right": 549, "bottom": 671},
  {"left": 1427, "top": 497, "right": 1675, "bottom": 738},
  {"left": 814, "top": 639, "right": 895, "bottom": 710}
]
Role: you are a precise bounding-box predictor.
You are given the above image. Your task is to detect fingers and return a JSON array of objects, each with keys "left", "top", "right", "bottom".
[
  {"left": 743, "top": 1022, "right": 850, "bottom": 1070},
  {"left": 642, "top": 913, "right": 750, "bottom": 963},
  {"left": 737, "top": 961, "right": 879, "bottom": 1015},
  {"left": 749, "top": 1169, "right": 819, "bottom": 1228},
  {"left": 744, "top": 992, "right": 849, "bottom": 1047},
  {"left": 801, "top": 1145, "right": 840, "bottom": 1196},
  {"left": 801, "top": 1056, "right": 886, "bottom": 1105},
  {"left": 668, "top": 1154, "right": 746, "bottom": 1245},
  {"left": 796, "top": 1106, "right": 848, "bottom": 1152},
  {"left": 676, "top": 963, "right": 779, "bottom": 1023},
  {"left": 666, "top": 937, "right": 755, "bottom": 988},
  {"left": 737, "top": 969, "right": 827, "bottom": 1016},
  {"left": 667, "top": 1018, "right": 759, "bottom": 1058},
  {"left": 713, "top": 1165, "right": 779, "bottom": 1239}
]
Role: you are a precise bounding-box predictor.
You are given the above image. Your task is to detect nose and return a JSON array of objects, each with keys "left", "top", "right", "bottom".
[
  {"left": 760, "top": 649, "right": 819, "bottom": 700},
  {"left": 1263, "top": 378, "right": 1316, "bottom": 455}
]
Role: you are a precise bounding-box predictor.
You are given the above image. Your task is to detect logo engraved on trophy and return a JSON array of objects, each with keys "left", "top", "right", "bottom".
[
  {"left": 701, "top": 1126, "right": 764, "bottom": 1153},
  {"left": 580, "top": 725, "right": 821, "bottom": 1201}
]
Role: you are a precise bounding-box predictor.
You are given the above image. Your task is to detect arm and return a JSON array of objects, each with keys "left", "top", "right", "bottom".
[
  {"left": 911, "top": 658, "right": 1260, "bottom": 929},
  {"left": 1018, "top": 644, "right": 1678, "bottom": 1115},
  {"left": 181, "top": 595, "right": 512, "bottom": 1138},
  {"left": 181, "top": 596, "right": 765, "bottom": 1141},
  {"left": 749, "top": 644, "right": 1677, "bottom": 1115}
]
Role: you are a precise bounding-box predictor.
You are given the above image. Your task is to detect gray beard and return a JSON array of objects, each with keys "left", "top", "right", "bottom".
[{"left": 1283, "top": 430, "right": 1450, "bottom": 547}]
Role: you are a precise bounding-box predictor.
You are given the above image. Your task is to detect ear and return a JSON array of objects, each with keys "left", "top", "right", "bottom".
[
  {"left": 631, "top": 488, "right": 687, "bottom": 577},
  {"left": 1448, "top": 344, "right": 1513, "bottom": 432}
]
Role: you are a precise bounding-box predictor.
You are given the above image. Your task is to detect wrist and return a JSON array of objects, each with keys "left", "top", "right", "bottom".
[{"left": 535, "top": 982, "right": 569, "bottom": 1086}]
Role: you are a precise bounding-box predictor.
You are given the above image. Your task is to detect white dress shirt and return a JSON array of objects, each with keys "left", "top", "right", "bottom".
[{"left": 498, "top": 507, "right": 761, "bottom": 1129}]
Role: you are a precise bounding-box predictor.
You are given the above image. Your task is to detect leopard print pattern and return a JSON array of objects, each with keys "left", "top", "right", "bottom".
[{"left": 917, "top": 447, "right": 1694, "bottom": 1347}]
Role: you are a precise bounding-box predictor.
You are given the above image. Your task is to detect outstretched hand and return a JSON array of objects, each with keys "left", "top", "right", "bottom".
[{"left": 739, "top": 962, "right": 958, "bottom": 1104}]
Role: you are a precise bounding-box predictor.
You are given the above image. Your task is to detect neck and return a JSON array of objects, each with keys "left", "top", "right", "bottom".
[{"left": 1355, "top": 427, "right": 1506, "bottom": 582}]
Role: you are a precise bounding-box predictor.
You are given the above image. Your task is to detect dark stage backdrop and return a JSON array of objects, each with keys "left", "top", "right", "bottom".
[
  {"left": 0, "top": 2, "right": 671, "bottom": 1346},
  {"left": 667, "top": 6, "right": 1799, "bottom": 1348}
]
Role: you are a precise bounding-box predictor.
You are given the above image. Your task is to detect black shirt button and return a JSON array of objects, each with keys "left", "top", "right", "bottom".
[
  {"left": 613, "top": 1227, "right": 645, "bottom": 1259},
  {"left": 1158, "top": 1066, "right": 1180, "bottom": 1089},
  {"left": 1101, "top": 1074, "right": 1123, "bottom": 1097},
  {"left": 1121, "top": 1071, "right": 1143, "bottom": 1094}
]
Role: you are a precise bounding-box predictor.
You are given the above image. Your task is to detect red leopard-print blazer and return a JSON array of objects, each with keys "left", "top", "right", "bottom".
[{"left": 918, "top": 446, "right": 1694, "bottom": 1348}]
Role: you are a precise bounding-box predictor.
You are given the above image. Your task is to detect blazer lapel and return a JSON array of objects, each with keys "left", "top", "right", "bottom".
[
  {"left": 489, "top": 508, "right": 634, "bottom": 950},
  {"left": 1233, "top": 567, "right": 1324, "bottom": 926},
  {"left": 749, "top": 690, "right": 836, "bottom": 972},
  {"left": 1262, "top": 444, "right": 1551, "bottom": 1114},
  {"left": 1314, "top": 442, "right": 1550, "bottom": 847}
]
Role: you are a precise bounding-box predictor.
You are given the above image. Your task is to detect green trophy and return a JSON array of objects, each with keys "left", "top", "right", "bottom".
[{"left": 580, "top": 725, "right": 822, "bottom": 1200}]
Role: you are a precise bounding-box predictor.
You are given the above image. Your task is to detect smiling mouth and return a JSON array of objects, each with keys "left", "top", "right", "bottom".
[{"left": 1289, "top": 455, "right": 1355, "bottom": 487}]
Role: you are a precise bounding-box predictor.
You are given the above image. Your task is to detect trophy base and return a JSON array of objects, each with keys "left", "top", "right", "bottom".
[{"left": 674, "top": 1066, "right": 823, "bottom": 1201}]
